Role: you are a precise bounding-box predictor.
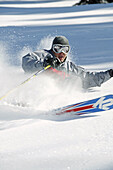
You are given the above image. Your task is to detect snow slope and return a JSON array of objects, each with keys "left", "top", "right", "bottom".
[{"left": 0, "top": 0, "right": 113, "bottom": 169}]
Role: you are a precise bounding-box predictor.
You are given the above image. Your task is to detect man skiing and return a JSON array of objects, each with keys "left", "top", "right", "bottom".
[{"left": 22, "top": 36, "right": 113, "bottom": 89}]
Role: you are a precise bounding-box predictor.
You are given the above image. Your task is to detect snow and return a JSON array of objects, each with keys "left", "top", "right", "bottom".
[{"left": 0, "top": 0, "right": 113, "bottom": 169}]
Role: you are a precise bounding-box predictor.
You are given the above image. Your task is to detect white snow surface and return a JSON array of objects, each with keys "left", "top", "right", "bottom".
[{"left": 0, "top": 0, "right": 113, "bottom": 170}]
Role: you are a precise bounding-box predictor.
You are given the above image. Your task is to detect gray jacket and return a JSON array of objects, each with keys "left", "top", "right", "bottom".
[{"left": 22, "top": 49, "right": 111, "bottom": 89}]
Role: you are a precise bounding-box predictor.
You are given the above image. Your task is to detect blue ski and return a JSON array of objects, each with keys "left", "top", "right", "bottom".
[{"left": 54, "top": 95, "right": 113, "bottom": 116}]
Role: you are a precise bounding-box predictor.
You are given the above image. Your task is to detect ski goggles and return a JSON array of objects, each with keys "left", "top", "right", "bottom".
[{"left": 52, "top": 44, "right": 70, "bottom": 54}]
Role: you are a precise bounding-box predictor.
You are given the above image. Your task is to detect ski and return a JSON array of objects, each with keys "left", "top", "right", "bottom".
[{"left": 54, "top": 94, "right": 113, "bottom": 116}]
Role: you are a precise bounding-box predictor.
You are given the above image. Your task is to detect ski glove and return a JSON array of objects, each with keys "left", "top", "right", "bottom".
[
  {"left": 109, "top": 69, "right": 113, "bottom": 77},
  {"left": 43, "top": 54, "right": 61, "bottom": 68}
]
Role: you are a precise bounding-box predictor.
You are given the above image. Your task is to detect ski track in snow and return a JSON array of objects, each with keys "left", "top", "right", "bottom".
[{"left": 0, "top": 0, "right": 113, "bottom": 170}]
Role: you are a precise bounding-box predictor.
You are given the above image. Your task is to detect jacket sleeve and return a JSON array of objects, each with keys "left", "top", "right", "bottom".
[
  {"left": 22, "top": 50, "right": 47, "bottom": 73},
  {"left": 66, "top": 61, "right": 111, "bottom": 89},
  {"left": 81, "top": 69, "right": 111, "bottom": 88}
]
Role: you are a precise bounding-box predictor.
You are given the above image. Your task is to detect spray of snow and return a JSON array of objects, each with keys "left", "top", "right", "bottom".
[
  {"left": 1, "top": 2, "right": 113, "bottom": 170},
  {"left": 0, "top": 36, "right": 82, "bottom": 114}
]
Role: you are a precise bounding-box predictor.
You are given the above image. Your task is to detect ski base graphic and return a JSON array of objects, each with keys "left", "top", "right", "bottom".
[{"left": 54, "top": 95, "right": 113, "bottom": 116}]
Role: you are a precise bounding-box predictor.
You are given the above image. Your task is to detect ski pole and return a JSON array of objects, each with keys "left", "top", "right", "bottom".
[{"left": 0, "top": 65, "right": 51, "bottom": 101}]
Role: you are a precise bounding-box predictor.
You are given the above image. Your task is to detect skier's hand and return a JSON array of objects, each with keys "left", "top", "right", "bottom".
[
  {"left": 43, "top": 54, "right": 61, "bottom": 68},
  {"left": 109, "top": 69, "right": 113, "bottom": 77}
]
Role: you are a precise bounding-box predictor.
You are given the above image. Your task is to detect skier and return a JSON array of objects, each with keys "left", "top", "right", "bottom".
[{"left": 22, "top": 36, "right": 113, "bottom": 89}]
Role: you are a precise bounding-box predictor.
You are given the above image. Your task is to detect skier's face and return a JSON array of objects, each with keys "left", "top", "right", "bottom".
[
  {"left": 52, "top": 44, "right": 69, "bottom": 63},
  {"left": 54, "top": 52, "right": 67, "bottom": 63}
]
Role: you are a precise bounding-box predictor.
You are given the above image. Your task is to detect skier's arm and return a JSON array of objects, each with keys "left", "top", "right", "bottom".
[
  {"left": 66, "top": 61, "right": 112, "bottom": 88},
  {"left": 22, "top": 52, "right": 44, "bottom": 73},
  {"left": 22, "top": 50, "right": 61, "bottom": 73},
  {"left": 82, "top": 70, "right": 111, "bottom": 89}
]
